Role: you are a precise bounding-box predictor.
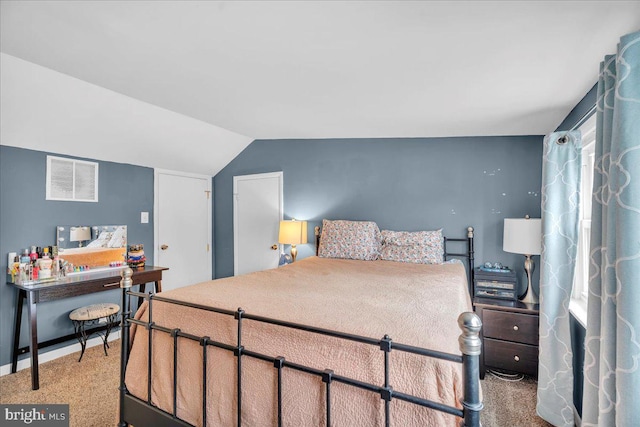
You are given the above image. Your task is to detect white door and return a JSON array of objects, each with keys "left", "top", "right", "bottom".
[
  {"left": 155, "top": 170, "right": 212, "bottom": 291},
  {"left": 233, "top": 172, "right": 283, "bottom": 275}
]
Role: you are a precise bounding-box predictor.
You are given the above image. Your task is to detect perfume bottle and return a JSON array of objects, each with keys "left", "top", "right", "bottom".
[{"left": 38, "top": 249, "right": 52, "bottom": 279}]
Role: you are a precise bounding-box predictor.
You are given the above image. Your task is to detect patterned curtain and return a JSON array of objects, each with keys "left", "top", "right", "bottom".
[
  {"left": 537, "top": 130, "right": 582, "bottom": 426},
  {"left": 582, "top": 30, "right": 640, "bottom": 427}
]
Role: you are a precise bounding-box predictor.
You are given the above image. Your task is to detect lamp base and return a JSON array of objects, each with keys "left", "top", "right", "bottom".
[
  {"left": 520, "top": 254, "right": 538, "bottom": 304},
  {"left": 290, "top": 244, "right": 298, "bottom": 263}
]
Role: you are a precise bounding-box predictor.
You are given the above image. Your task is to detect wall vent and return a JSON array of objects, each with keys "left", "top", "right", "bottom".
[{"left": 46, "top": 155, "right": 99, "bottom": 202}]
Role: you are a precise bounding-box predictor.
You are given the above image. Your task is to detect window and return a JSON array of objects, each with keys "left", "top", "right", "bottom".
[
  {"left": 46, "top": 156, "right": 99, "bottom": 202},
  {"left": 570, "top": 114, "right": 596, "bottom": 326}
]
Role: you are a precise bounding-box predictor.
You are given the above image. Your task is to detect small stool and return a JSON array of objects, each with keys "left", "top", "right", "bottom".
[{"left": 69, "top": 303, "right": 120, "bottom": 362}]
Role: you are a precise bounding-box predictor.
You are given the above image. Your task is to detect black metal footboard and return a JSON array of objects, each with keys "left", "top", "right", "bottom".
[{"left": 118, "top": 268, "right": 483, "bottom": 427}]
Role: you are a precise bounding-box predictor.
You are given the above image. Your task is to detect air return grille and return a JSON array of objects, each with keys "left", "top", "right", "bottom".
[{"left": 46, "top": 155, "right": 98, "bottom": 202}]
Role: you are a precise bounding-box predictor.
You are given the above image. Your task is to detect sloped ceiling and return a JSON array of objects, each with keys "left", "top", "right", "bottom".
[
  {"left": 1, "top": 1, "right": 639, "bottom": 174},
  {"left": 0, "top": 54, "right": 253, "bottom": 176}
]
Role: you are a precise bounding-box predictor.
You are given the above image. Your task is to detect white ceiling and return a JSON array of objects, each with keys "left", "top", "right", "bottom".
[{"left": 1, "top": 1, "right": 639, "bottom": 171}]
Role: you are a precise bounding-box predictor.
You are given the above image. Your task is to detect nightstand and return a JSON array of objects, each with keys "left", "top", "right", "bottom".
[{"left": 473, "top": 298, "right": 540, "bottom": 379}]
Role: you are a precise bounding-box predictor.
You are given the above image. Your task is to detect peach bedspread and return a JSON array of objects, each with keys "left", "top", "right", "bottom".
[{"left": 125, "top": 257, "right": 472, "bottom": 426}]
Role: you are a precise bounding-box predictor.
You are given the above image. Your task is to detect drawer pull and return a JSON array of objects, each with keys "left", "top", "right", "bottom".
[
  {"left": 514, "top": 355, "right": 520, "bottom": 362},
  {"left": 513, "top": 325, "right": 519, "bottom": 331},
  {"left": 103, "top": 282, "right": 120, "bottom": 288}
]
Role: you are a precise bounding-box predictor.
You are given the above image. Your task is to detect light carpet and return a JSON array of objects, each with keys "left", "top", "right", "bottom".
[{"left": 1, "top": 340, "right": 552, "bottom": 426}]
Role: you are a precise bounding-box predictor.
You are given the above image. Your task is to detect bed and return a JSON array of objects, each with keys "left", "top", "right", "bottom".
[{"left": 118, "top": 222, "right": 482, "bottom": 427}]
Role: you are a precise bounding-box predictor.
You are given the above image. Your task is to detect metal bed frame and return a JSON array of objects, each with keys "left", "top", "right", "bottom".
[
  {"left": 444, "top": 226, "right": 476, "bottom": 296},
  {"left": 118, "top": 226, "right": 482, "bottom": 427}
]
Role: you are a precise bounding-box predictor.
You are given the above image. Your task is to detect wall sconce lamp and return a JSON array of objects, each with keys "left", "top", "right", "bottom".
[
  {"left": 503, "top": 215, "right": 542, "bottom": 304},
  {"left": 278, "top": 219, "right": 308, "bottom": 262}
]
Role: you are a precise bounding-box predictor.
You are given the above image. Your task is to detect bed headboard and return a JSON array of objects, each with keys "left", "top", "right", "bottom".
[
  {"left": 314, "top": 225, "right": 475, "bottom": 294},
  {"left": 314, "top": 226, "right": 321, "bottom": 253},
  {"left": 444, "top": 226, "right": 475, "bottom": 295}
]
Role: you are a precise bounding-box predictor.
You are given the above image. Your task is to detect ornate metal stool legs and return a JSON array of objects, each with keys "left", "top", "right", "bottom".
[
  {"left": 71, "top": 312, "right": 120, "bottom": 362},
  {"left": 69, "top": 303, "right": 121, "bottom": 362}
]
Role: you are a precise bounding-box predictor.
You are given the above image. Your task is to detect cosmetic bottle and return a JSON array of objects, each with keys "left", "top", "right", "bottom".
[
  {"left": 52, "top": 254, "right": 60, "bottom": 278},
  {"left": 20, "top": 249, "right": 30, "bottom": 264},
  {"left": 38, "top": 248, "right": 52, "bottom": 279},
  {"left": 29, "top": 246, "right": 38, "bottom": 262}
]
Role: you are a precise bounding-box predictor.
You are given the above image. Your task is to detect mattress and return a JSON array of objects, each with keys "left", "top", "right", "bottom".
[{"left": 125, "top": 256, "right": 472, "bottom": 426}]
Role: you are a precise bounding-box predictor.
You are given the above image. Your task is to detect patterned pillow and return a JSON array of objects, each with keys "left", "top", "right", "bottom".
[
  {"left": 380, "top": 229, "right": 444, "bottom": 264},
  {"left": 318, "top": 219, "right": 382, "bottom": 261}
]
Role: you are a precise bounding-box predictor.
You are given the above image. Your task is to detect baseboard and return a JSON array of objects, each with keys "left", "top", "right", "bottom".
[
  {"left": 0, "top": 331, "right": 120, "bottom": 377},
  {"left": 573, "top": 405, "right": 582, "bottom": 427}
]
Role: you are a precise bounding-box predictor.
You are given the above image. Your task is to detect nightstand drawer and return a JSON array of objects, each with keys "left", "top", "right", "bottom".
[
  {"left": 482, "top": 310, "right": 539, "bottom": 345},
  {"left": 484, "top": 338, "right": 538, "bottom": 376}
]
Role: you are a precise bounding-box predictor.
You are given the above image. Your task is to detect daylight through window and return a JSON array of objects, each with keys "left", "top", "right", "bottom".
[{"left": 571, "top": 114, "right": 596, "bottom": 325}]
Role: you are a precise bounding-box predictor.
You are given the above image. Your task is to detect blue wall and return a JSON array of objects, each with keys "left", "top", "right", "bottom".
[
  {"left": 214, "top": 136, "right": 544, "bottom": 292},
  {"left": 0, "top": 146, "right": 154, "bottom": 366}
]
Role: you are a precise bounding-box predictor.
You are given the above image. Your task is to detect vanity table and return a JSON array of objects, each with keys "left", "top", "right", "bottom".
[{"left": 8, "top": 265, "right": 168, "bottom": 390}]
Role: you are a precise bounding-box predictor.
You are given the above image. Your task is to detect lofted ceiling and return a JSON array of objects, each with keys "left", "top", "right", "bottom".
[{"left": 1, "top": 1, "right": 639, "bottom": 174}]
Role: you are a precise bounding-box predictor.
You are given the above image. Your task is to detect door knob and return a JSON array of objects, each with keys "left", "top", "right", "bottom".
[
  {"left": 271, "top": 244, "right": 278, "bottom": 250},
  {"left": 161, "top": 244, "right": 169, "bottom": 250}
]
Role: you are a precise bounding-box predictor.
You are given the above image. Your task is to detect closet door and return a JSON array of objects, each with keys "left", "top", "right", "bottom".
[
  {"left": 233, "top": 172, "right": 283, "bottom": 275},
  {"left": 155, "top": 169, "right": 212, "bottom": 290}
]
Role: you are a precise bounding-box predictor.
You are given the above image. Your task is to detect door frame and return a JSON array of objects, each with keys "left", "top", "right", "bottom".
[
  {"left": 154, "top": 168, "right": 213, "bottom": 278},
  {"left": 233, "top": 171, "right": 283, "bottom": 276}
]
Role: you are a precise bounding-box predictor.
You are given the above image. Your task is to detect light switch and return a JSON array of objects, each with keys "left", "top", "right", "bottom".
[{"left": 141, "top": 212, "right": 149, "bottom": 224}]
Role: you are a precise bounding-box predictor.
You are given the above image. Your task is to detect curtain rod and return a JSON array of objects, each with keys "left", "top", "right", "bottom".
[
  {"left": 567, "top": 104, "right": 597, "bottom": 132},
  {"left": 557, "top": 104, "right": 597, "bottom": 144}
]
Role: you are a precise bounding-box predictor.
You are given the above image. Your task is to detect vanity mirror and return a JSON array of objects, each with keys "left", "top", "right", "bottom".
[{"left": 56, "top": 225, "right": 127, "bottom": 270}]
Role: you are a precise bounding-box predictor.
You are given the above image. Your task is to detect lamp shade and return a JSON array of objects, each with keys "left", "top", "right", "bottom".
[
  {"left": 278, "top": 220, "right": 308, "bottom": 245},
  {"left": 70, "top": 226, "right": 91, "bottom": 242},
  {"left": 503, "top": 218, "right": 541, "bottom": 255}
]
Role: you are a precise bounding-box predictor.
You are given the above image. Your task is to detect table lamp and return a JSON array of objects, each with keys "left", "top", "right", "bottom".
[
  {"left": 70, "top": 226, "right": 92, "bottom": 248},
  {"left": 503, "top": 216, "right": 542, "bottom": 304},
  {"left": 278, "top": 219, "right": 308, "bottom": 262}
]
